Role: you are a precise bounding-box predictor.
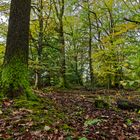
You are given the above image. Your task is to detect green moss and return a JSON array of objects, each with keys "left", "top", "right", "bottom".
[
  {"left": 14, "top": 99, "right": 40, "bottom": 109},
  {"left": 1, "top": 57, "right": 35, "bottom": 99},
  {"left": 12, "top": 95, "right": 69, "bottom": 133},
  {"left": 56, "top": 124, "right": 74, "bottom": 136}
]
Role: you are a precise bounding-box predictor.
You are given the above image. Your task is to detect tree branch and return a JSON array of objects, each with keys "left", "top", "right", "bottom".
[{"left": 124, "top": 17, "right": 140, "bottom": 24}]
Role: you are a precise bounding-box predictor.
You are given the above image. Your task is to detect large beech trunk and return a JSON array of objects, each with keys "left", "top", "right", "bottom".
[{"left": 2, "top": 0, "right": 31, "bottom": 98}]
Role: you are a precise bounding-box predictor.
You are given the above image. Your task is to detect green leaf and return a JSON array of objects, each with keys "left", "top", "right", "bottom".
[
  {"left": 129, "top": 81, "right": 135, "bottom": 86},
  {"left": 126, "top": 119, "right": 133, "bottom": 126},
  {"left": 79, "top": 137, "right": 88, "bottom": 140},
  {"left": 66, "top": 136, "right": 73, "bottom": 140},
  {"left": 84, "top": 118, "right": 102, "bottom": 127},
  {"left": 0, "top": 110, "right": 3, "bottom": 114}
]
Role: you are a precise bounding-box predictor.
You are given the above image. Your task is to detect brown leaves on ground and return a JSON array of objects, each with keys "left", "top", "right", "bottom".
[{"left": 0, "top": 89, "right": 140, "bottom": 139}]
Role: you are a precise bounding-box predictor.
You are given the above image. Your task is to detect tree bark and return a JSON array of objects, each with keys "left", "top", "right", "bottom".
[
  {"left": 59, "top": 18, "right": 66, "bottom": 87},
  {"left": 87, "top": 0, "right": 94, "bottom": 87},
  {"left": 2, "top": 0, "right": 31, "bottom": 98},
  {"left": 35, "top": 0, "right": 43, "bottom": 89}
]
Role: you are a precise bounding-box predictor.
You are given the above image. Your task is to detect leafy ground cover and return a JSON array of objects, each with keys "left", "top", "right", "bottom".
[{"left": 0, "top": 89, "right": 140, "bottom": 140}]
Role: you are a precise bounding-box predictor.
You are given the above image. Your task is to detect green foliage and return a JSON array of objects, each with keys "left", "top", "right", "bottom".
[{"left": 0, "top": 0, "right": 140, "bottom": 90}]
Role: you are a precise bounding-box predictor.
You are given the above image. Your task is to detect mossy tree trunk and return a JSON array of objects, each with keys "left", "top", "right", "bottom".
[{"left": 2, "top": 0, "right": 31, "bottom": 98}]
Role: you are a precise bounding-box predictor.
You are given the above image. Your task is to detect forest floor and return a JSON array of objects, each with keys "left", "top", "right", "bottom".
[{"left": 0, "top": 88, "right": 140, "bottom": 140}]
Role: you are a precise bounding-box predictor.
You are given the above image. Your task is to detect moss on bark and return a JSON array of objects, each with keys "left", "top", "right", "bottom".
[
  {"left": 1, "top": 0, "right": 33, "bottom": 100},
  {"left": 1, "top": 58, "right": 32, "bottom": 99}
]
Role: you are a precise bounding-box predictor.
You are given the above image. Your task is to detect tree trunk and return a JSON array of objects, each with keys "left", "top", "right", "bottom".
[
  {"left": 87, "top": 1, "right": 94, "bottom": 87},
  {"left": 59, "top": 18, "right": 66, "bottom": 87},
  {"left": 53, "top": 0, "right": 66, "bottom": 87},
  {"left": 35, "top": 0, "right": 43, "bottom": 89},
  {"left": 2, "top": 0, "right": 31, "bottom": 98}
]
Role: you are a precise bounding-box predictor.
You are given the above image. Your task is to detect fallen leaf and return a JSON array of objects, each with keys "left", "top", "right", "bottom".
[
  {"left": 0, "top": 110, "right": 3, "bottom": 114},
  {"left": 44, "top": 125, "right": 51, "bottom": 131}
]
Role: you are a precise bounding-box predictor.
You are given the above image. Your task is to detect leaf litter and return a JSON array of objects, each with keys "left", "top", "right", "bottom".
[{"left": 0, "top": 89, "right": 140, "bottom": 139}]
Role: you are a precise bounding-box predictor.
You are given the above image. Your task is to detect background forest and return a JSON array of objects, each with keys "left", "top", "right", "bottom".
[{"left": 0, "top": 0, "right": 140, "bottom": 90}]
